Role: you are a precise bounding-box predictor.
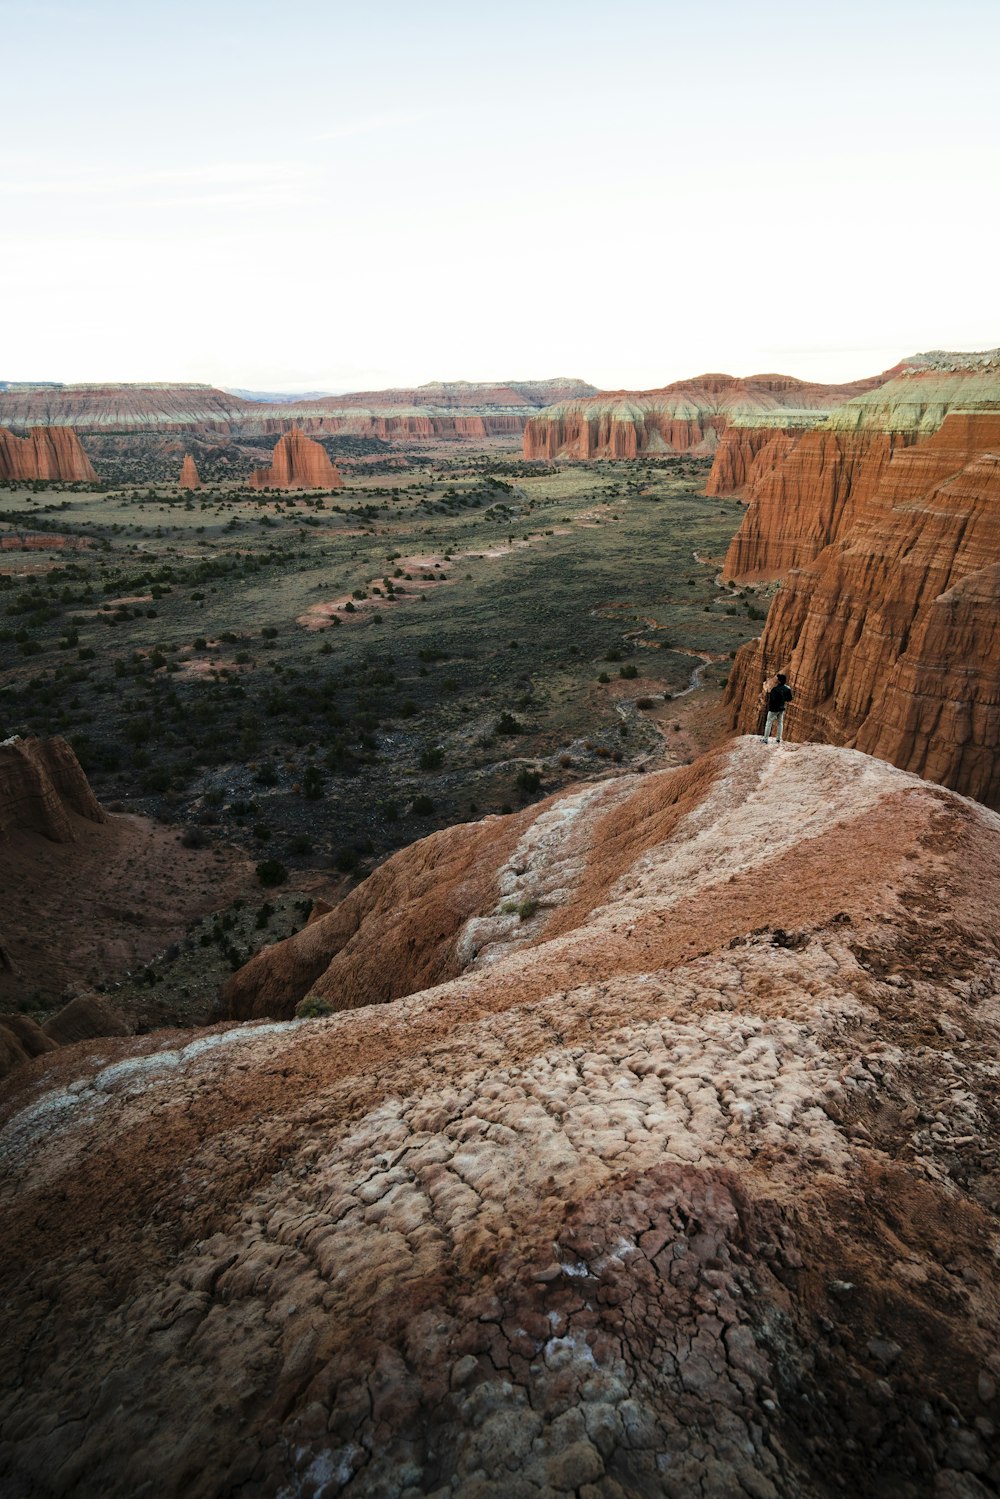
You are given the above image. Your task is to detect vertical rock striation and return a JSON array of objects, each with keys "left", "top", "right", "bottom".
[
  {"left": 723, "top": 354, "right": 1000, "bottom": 806},
  {"left": 248, "top": 431, "right": 343, "bottom": 490},
  {"left": 0, "top": 426, "right": 97, "bottom": 483}
]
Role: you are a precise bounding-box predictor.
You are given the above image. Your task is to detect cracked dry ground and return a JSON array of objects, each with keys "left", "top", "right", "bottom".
[{"left": 2, "top": 740, "right": 1000, "bottom": 1499}]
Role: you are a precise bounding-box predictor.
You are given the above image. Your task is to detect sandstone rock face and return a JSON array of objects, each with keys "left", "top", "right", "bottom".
[
  {"left": 178, "top": 453, "right": 201, "bottom": 488},
  {"left": 0, "top": 736, "right": 106, "bottom": 843},
  {"left": 727, "top": 413, "right": 1000, "bottom": 805},
  {"left": 4, "top": 741, "right": 998, "bottom": 1497},
  {"left": 523, "top": 371, "right": 891, "bottom": 461},
  {"left": 0, "top": 426, "right": 97, "bottom": 483},
  {"left": 0, "top": 1015, "right": 57, "bottom": 1079},
  {"left": 717, "top": 353, "right": 1000, "bottom": 806},
  {"left": 248, "top": 432, "right": 343, "bottom": 490},
  {"left": 715, "top": 350, "right": 1000, "bottom": 585}
]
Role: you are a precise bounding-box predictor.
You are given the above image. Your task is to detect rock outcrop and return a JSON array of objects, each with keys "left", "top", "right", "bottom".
[
  {"left": 522, "top": 372, "right": 892, "bottom": 461},
  {"left": 3, "top": 740, "right": 1000, "bottom": 1498},
  {"left": 0, "top": 736, "right": 106, "bottom": 843},
  {"left": 714, "top": 350, "right": 1000, "bottom": 584},
  {"left": 717, "top": 353, "right": 1000, "bottom": 806},
  {"left": 248, "top": 431, "right": 343, "bottom": 490},
  {"left": 178, "top": 453, "right": 201, "bottom": 489},
  {"left": 0, "top": 426, "right": 97, "bottom": 483}
]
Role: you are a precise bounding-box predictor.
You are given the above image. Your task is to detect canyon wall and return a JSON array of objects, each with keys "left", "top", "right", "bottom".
[
  {"left": 722, "top": 352, "right": 1000, "bottom": 806},
  {"left": 248, "top": 430, "right": 343, "bottom": 490},
  {"left": 4, "top": 740, "right": 1000, "bottom": 1497},
  {"left": 0, "top": 426, "right": 97, "bottom": 483},
  {"left": 0, "top": 378, "right": 597, "bottom": 447},
  {"left": 523, "top": 371, "right": 891, "bottom": 461}
]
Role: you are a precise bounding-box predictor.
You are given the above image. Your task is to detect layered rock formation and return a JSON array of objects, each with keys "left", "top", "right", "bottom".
[
  {"left": 714, "top": 352, "right": 1000, "bottom": 584},
  {"left": 0, "top": 735, "right": 106, "bottom": 843},
  {"left": 248, "top": 431, "right": 343, "bottom": 490},
  {"left": 0, "top": 379, "right": 597, "bottom": 446},
  {"left": 178, "top": 453, "right": 201, "bottom": 489},
  {"left": 718, "top": 353, "right": 1000, "bottom": 807},
  {"left": 0, "top": 425, "right": 97, "bottom": 483},
  {"left": 3, "top": 740, "right": 1000, "bottom": 1498},
  {"left": 522, "top": 372, "right": 892, "bottom": 461}
]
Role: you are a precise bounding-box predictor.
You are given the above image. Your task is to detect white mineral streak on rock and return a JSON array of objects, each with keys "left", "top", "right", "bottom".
[{"left": 456, "top": 777, "right": 633, "bottom": 968}]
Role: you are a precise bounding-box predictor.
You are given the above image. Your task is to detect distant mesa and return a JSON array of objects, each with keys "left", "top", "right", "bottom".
[
  {"left": 248, "top": 431, "right": 343, "bottom": 490},
  {"left": 178, "top": 453, "right": 202, "bottom": 489},
  {"left": 0, "top": 424, "right": 97, "bottom": 482},
  {"left": 0, "top": 377, "right": 599, "bottom": 444},
  {"left": 714, "top": 350, "right": 1000, "bottom": 808}
]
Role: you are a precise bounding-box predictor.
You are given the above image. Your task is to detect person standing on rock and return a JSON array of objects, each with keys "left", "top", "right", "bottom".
[{"left": 761, "top": 673, "right": 793, "bottom": 744}]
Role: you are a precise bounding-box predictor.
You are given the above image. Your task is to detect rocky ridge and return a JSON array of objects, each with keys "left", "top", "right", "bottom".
[
  {"left": 0, "top": 426, "right": 97, "bottom": 483},
  {"left": 522, "top": 373, "right": 892, "bottom": 462},
  {"left": 0, "top": 379, "right": 597, "bottom": 446},
  {"left": 3, "top": 739, "right": 1000, "bottom": 1497}
]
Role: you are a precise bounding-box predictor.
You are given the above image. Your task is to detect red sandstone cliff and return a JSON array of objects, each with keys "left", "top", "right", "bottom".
[
  {"left": 178, "top": 453, "right": 201, "bottom": 488},
  {"left": 725, "top": 408, "right": 1000, "bottom": 806},
  {"left": 248, "top": 431, "right": 343, "bottom": 490},
  {"left": 0, "top": 426, "right": 97, "bottom": 483},
  {"left": 4, "top": 740, "right": 1000, "bottom": 1497},
  {"left": 523, "top": 372, "right": 891, "bottom": 461}
]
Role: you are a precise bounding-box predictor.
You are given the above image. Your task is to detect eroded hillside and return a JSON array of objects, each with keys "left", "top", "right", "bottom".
[{"left": 2, "top": 739, "right": 999, "bottom": 1498}]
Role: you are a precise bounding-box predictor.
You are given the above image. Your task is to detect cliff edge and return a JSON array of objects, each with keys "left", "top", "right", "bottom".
[{"left": 3, "top": 740, "right": 1000, "bottom": 1497}]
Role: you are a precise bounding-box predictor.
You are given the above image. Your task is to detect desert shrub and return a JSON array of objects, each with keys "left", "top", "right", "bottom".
[
  {"left": 636, "top": 697, "right": 654, "bottom": 710},
  {"left": 494, "top": 711, "right": 524, "bottom": 736},
  {"left": 619, "top": 664, "right": 639, "bottom": 680},
  {"left": 558, "top": 753, "right": 573, "bottom": 769},
  {"left": 515, "top": 767, "right": 541, "bottom": 796},
  {"left": 288, "top": 833, "right": 313, "bottom": 854},
  {"left": 255, "top": 902, "right": 274, "bottom": 929},
  {"left": 334, "top": 846, "right": 360, "bottom": 873},
  {"left": 253, "top": 824, "right": 272, "bottom": 841},
  {"left": 597, "top": 672, "right": 611, "bottom": 684},
  {"left": 256, "top": 859, "right": 288, "bottom": 887},
  {"left": 605, "top": 648, "right": 622, "bottom": 662},
  {"left": 411, "top": 794, "right": 435, "bottom": 816},
  {"left": 419, "top": 746, "right": 444, "bottom": 770},
  {"left": 180, "top": 826, "right": 210, "bottom": 849},
  {"left": 295, "top": 993, "right": 334, "bottom": 1019}
]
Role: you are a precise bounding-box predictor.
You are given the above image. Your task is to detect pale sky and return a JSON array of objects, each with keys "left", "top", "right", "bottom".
[{"left": 3, "top": 0, "right": 998, "bottom": 393}]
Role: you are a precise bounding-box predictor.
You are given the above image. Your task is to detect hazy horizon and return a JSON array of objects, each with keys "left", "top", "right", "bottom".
[{"left": 4, "top": 0, "right": 998, "bottom": 392}]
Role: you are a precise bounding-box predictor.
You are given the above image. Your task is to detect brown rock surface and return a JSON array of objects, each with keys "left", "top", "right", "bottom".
[
  {"left": 178, "top": 453, "right": 201, "bottom": 488},
  {"left": 0, "top": 426, "right": 97, "bottom": 483},
  {"left": 3, "top": 741, "right": 1000, "bottom": 1497},
  {"left": 248, "top": 431, "right": 343, "bottom": 490},
  {"left": 727, "top": 413, "right": 1000, "bottom": 805},
  {"left": 0, "top": 735, "right": 106, "bottom": 843},
  {"left": 0, "top": 1015, "right": 57, "bottom": 1079},
  {"left": 43, "top": 994, "right": 132, "bottom": 1046}
]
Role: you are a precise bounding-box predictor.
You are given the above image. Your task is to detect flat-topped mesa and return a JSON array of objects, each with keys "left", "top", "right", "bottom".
[
  {"left": 725, "top": 406, "right": 1000, "bottom": 806},
  {"left": 522, "top": 371, "right": 889, "bottom": 461},
  {"left": 178, "top": 453, "right": 201, "bottom": 489},
  {"left": 0, "top": 735, "right": 106, "bottom": 843},
  {"left": 0, "top": 425, "right": 97, "bottom": 483},
  {"left": 248, "top": 431, "right": 343, "bottom": 490},
  {"left": 716, "top": 351, "right": 1000, "bottom": 585}
]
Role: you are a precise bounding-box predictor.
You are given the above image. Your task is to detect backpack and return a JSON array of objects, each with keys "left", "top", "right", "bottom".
[{"left": 767, "top": 683, "right": 791, "bottom": 713}]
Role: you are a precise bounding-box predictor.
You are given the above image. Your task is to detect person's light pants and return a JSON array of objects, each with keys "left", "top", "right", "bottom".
[{"left": 763, "top": 710, "right": 785, "bottom": 743}]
